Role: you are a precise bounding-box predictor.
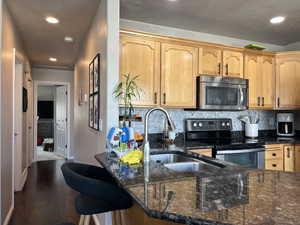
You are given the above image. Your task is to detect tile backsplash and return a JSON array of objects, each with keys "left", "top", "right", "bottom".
[{"left": 125, "top": 108, "right": 277, "bottom": 134}]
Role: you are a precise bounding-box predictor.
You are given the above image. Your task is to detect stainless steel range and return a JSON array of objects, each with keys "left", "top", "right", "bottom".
[{"left": 185, "top": 118, "right": 265, "bottom": 169}]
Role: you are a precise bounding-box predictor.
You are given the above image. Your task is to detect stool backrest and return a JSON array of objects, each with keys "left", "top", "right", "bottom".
[{"left": 61, "top": 162, "right": 131, "bottom": 208}]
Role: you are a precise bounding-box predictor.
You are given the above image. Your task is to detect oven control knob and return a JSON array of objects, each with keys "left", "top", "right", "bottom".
[
  {"left": 226, "top": 122, "right": 230, "bottom": 127},
  {"left": 222, "top": 122, "right": 225, "bottom": 127},
  {"left": 193, "top": 122, "right": 198, "bottom": 127},
  {"left": 198, "top": 122, "right": 203, "bottom": 127}
]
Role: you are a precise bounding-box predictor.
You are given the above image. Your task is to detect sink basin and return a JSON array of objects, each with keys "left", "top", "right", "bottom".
[
  {"left": 150, "top": 153, "right": 197, "bottom": 164},
  {"left": 164, "top": 161, "right": 223, "bottom": 173}
]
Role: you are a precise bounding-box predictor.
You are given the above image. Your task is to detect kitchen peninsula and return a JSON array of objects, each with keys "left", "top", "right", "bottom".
[{"left": 96, "top": 148, "right": 300, "bottom": 225}]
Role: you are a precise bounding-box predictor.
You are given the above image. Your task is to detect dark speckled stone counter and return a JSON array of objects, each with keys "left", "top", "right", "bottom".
[{"left": 95, "top": 150, "right": 300, "bottom": 225}]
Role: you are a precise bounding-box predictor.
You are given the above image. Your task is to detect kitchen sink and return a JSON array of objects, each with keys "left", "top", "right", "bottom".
[
  {"left": 164, "top": 161, "right": 222, "bottom": 172},
  {"left": 150, "top": 153, "right": 197, "bottom": 164}
]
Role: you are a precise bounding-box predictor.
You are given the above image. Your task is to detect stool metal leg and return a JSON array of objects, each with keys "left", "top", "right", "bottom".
[
  {"left": 83, "top": 215, "right": 91, "bottom": 225},
  {"left": 92, "top": 214, "right": 101, "bottom": 225},
  {"left": 79, "top": 215, "right": 85, "bottom": 225}
]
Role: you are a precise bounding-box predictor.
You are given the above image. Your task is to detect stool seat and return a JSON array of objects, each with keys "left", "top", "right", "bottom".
[{"left": 75, "top": 194, "right": 131, "bottom": 215}]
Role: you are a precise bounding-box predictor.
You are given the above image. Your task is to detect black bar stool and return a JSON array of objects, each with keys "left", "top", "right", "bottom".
[{"left": 60, "top": 162, "right": 132, "bottom": 225}]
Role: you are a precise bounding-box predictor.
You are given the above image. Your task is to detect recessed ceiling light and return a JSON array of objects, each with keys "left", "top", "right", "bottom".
[
  {"left": 64, "top": 36, "right": 74, "bottom": 42},
  {"left": 49, "top": 57, "right": 57, "bottom": 62},
  {"left": 45, "top": 16, "right": 59, "bottom": 24},
  {"left": 270, "top": 16, "right": 285, "bottom": 24},
  {"left": 168, "top": 0, "right": 177, "bottom": 1}
]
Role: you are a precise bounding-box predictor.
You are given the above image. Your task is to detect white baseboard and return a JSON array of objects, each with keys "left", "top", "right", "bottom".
[
  {"left": 3, "top": 205, "right": 14, "bottom": 225},
  {"left": 15, "top": 168, "right": 28, "bottom": 192}
]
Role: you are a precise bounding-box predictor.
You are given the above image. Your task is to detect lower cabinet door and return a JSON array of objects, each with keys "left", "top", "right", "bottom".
[{"left": 284, "top": 145, "right": 295, "bottom": 172}]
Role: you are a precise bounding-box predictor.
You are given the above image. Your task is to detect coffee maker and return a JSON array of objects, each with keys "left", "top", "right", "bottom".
[{"left": 277, "top": 113, "right": 295, "bottom": 137}]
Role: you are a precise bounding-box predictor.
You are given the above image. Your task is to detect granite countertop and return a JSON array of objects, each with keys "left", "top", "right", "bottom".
[
  {"left": 95, "top": 150, "right": 300, "bottom": 225},
  {"left": 149, "top": 131, "right": 300, "bottom": 151}
]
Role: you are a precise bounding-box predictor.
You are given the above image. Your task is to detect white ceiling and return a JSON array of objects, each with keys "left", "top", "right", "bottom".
[
  {"left": 6, "top": 0, "right": 100, "bottom": 69},
  {"left": 120, "top": 0, "right": 300, "bottom": 46}
]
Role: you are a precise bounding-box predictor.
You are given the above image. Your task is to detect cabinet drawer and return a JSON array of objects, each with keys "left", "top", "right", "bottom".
[
  {"left": 265, "top": 150, "right": 283, "bottom": 160},
  {"left": 265, "top": 159, "right": 284, "bottom": 171}
]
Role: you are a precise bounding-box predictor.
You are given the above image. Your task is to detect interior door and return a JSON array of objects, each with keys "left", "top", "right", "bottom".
[
  {"left": 13, "top": 63, "right": 23, "bottom": 191},
  {"left": 55, "top": 86, "right": 68, "bottom": 158},
  {"left": 26, "top": 77, "right": 34, "bottom": 166}
]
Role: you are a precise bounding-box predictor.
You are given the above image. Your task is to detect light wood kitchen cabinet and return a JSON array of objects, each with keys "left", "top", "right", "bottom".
[
  {"left": 161, "top": 43, "right": 198, "bottom": 108},
  {"left": 244, "top": 53, "right": 274, "bottom": 109},
  {"left": 198, "top": 46, "right": 222, "bottom": 76},
  {"left": 261, "top": 56, "right": 275, "bottom": 109},
  {"left": 189, "top": 148, "right": 212, "bottom": 157},
  {"left": 244, "top": 54, "right": 261, "bottom": 108},
  {"left": 222, "top": 49, "right": 244, "bottom": 78},
  {"left": 295, "top": 145, "right": 300, "bottom": 172},
  {"left": 284, "top": 145, "right": 295, "bottom": 172},
  {"left": 120, "top": 35, "right": 161, "bottom": 106},
  {"left": 276, "top": 52, "right": 300, "bottom": 109}
]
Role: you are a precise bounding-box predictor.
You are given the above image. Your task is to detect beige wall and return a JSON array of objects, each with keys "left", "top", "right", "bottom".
[
  {"left": 74, "top": 0, "right": 119, "bottom": 164},
  {"left": 0, "top": 1, "right": 29, "bottom": 223},
  {"left": 32, "top": 67, "right": 74, "bottom": 158}
]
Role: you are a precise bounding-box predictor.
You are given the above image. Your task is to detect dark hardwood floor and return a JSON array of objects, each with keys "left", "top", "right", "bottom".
[{"left": 10, "top": 160, "right": 80, "bottom": 225}]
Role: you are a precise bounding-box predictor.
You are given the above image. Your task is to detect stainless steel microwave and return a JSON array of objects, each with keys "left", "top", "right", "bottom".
[{"left": 197, "top": 75, "right": 248, "bottom": 111}]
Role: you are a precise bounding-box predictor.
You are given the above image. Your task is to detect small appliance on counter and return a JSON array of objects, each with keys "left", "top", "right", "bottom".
[{"left": 277, "top": 113, "right": 294, "bottom": 137}]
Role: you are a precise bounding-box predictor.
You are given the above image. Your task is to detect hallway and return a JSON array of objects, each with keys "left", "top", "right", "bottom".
[{"left": 9, "top": 160, "right": 79, "bottom": 225}]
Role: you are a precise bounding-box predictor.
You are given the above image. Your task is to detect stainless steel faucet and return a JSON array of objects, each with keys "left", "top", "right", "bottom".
[{"left": 143, "top": 107, "right": 176, "bottom": 181}]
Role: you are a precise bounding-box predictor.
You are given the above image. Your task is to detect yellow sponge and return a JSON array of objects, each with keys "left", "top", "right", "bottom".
[{"left": 120, "top": 149, "right": 143, "bottom": 165}]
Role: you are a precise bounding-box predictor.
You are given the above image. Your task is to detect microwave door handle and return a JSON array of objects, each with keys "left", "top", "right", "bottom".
[{"left": 239, "top": 87, "right": 244, "bottom": 105}]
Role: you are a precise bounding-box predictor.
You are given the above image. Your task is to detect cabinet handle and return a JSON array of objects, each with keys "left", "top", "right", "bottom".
[
  {"left": 272, "top": 164, "right": 277, "bottom": 167},
  {"left": 163, "top": 93, "right": 166, "bottom": 105},
  {"left": 262, "top": 97, "right": 265, "bottom": 106},
  {"left": 257, "top": 97, "right": 260, "bottom": 106},
  {"left": 225, "top": 64, "right": 229, "bottom": 75},
  {"left": 162, "top": 184, "right": 166, "bottom": 198},
  {"left": 153, "top": 184, "right": 157, "bottom": 199},
  {"left": 287, "top": 148, "right": 290, "bottom": 158},
  {"left": 277, "top": 97, "right": 280, "bottom": 107},
  {"left": 154, "top": 92, "right": 158, "bottom": 104},
  {"left": 272, "top": 153, "right": 276, "bottom": 157},
  {"left": 218, "top": 63, "right": 221, "bottom": 75}
]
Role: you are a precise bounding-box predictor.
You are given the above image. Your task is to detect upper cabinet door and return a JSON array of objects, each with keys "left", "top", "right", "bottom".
[
  {"left": 276, "top": 56, "right": 300, "bottom": 109},
  {"left": 223, "top": 50, "right": 244, "bottom": 78},
  {"left": 120, "top": 35, "right": 161, "bottom": 106},
  {"left": 261, "top": 56, "right": 274, "bottom": 109},
  {"left": 161, "top": 43, "right": 198, "bottom": 108},
  {"left": 244, "top": 54, "right": 261, "bottom": 108},
  {"left": 198, "top": 46, "right": 222, "bottom": 76}
]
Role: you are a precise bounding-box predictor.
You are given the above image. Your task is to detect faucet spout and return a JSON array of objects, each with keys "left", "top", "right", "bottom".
[{"left": 143, "top": 107, "right": 176, "bottom": 182}]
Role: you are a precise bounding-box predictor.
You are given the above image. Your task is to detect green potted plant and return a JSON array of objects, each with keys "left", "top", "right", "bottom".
[{"left": 113, "top": 73, "right": 142, "bottom": 127}]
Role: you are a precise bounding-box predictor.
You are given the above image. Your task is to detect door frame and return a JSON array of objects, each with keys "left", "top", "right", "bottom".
[{"left": 33, "top": 81, "right": 71, "bottom": 162}]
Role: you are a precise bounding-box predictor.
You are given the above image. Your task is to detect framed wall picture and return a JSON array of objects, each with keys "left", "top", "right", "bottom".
[{"left": 88, "top": 54, "right": 101, "bottom": 130}]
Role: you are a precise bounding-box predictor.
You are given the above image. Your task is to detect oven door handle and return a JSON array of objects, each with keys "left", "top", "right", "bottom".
[{"left": 217, "top": 148, "right": 265, "bottom": 155}]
